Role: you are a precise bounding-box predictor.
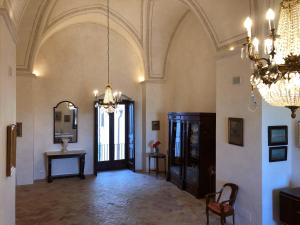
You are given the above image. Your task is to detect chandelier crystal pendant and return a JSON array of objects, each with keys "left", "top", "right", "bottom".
[
  {"left": 101, "top": 0, "right": 122, "bottom": 113},
  {"left": 241, "top": 0, "right": 300, "bottom": 118}
]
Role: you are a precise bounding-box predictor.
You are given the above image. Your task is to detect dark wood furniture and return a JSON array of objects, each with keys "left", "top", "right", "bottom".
[
  {"left": 45, "top": 150, "right": 86, "bottom": 183},
  {"left": 148, "top": 152, "right": 167, "bottom": 176},
  {"left": 167, "top": 112, "right": 216, "bottom": 198},
  {"left": 279, "top": 187, "right": 300, "bottom": 225},
  {"left": 206, "top": 183, "right": 239, "bottom": 225}
]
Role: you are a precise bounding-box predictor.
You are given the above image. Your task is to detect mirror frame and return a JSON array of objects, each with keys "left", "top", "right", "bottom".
[{"left": 53, "top": 100, "right": 78, "bottom": 144}]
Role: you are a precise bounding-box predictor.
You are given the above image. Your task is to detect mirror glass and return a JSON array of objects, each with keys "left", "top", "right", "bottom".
[{"left": 54, "top": 101, "right": 78, "bottom": 143}]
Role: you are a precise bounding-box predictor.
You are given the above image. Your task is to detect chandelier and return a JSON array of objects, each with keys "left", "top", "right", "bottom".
[
  {"left": 101, "top": 0, "right": 122, "bottom": 113},
  {"left": 241, "top": 0, "right": 300, "bottom": 118}
]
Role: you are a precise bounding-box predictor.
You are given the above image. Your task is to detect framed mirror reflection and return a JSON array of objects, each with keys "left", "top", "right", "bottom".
[{"left": 53, "top": 101, "right": 78, "bottom": 143}]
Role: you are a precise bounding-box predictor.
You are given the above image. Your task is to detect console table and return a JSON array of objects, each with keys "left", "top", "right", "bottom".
[
  {"left": 148, "top": 152, "right": 167, "bottom": 177},
  {"left": 45, "top": 150, "right": 86, "bottom": 183},
  {"left": 279, "top": 187, "right": 300, "bottom": 225}
]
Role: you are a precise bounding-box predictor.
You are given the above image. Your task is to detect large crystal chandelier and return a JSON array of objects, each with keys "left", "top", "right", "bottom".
[
  {"left": 242, "top": 0, "right": 300, "bottom": 118},
  {"left": 101, "top": 0, "right": 122, "bottom": 113}
]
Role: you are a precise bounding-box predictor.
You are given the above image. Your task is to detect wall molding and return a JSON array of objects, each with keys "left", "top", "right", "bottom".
[{"left": 0, "top": 8, "right": 16, "bottom": 43}]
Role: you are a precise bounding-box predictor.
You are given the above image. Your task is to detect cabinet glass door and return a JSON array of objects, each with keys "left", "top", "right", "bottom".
[
  {"left": 170, "top": 120, "right": 183, "bottom": 178},
  {"left": 185, "top": 121, "right": 200, "bottom": 193}
]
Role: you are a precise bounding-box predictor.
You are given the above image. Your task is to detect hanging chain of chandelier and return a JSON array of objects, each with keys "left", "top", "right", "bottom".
[
  {"left": 95, "top": 0, "right": 122, "bottom": 113},
  {"left": 241, "top": 0, "right": 300, "bottom": 118}
]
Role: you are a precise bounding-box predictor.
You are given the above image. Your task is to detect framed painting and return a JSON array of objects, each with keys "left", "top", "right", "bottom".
[
  {"left": 268, "top": 126, "right": 288, "bottom": 146},
  {"left": 269, "top": 146, "right": 288, "bottom": 162},
  {"left": 55, "top": 111, "right": 62, "bottom": 122},
  {"left": 228, "top": 118, "right": 244, "bottom": 146},
  {"left": 7, "top": 124, "right": 17, "bottom": 177}
]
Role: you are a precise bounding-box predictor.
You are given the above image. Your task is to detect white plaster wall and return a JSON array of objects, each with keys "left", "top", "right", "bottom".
[
  {"left": 164, "top": 12, "right": 216, "bottom": 113},
  {"left": 216, "top": 53, "right": 262, "bottom": 225},
  {"left": 143, "top": 82, "right": 167, "bottom": 171},
  {"left": 292, "top": 116, "right": 300, "bottom": 186},
  {"left": 0, "top": 15, "right": 16, "bottom": 225},
  {"left": 17, "top": 23, "right": 144, "bottom": 180},
  {"left": 261, "top": 102, "right": 292, "bottom": 225},
  {"left": 16, "top": 75, "right": 34, "bottom": 185}
]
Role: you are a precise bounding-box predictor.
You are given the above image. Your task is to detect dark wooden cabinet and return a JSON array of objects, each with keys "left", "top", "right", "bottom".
[
  {"left": 167, "top": 112, "right": 216, "bottom": 198},
  {"left": 280, "top": 188, "right": 300, "bottom": 225}
]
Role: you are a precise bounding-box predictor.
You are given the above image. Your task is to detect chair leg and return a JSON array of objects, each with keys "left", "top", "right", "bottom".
[
  {"left": 220, "top": 216, "right": 224, "bottom": 225},
  {"left": 206, "top": 210, "right": 209, "bottom": 225},
  {"left": 232, "top": 213, "right": 235, "bottom": 225}
]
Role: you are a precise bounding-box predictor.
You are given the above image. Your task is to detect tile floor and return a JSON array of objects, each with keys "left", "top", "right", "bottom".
[{"left": 17, "top": 170, "right": 223, "bottom": 225}]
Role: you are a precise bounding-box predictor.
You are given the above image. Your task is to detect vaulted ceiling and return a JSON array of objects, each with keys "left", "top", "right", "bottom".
[{"left": 1, "top": 0, "right": 253, "bottom": 79}]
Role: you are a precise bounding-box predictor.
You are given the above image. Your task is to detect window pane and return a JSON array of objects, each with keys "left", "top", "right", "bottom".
[
  {"left": 98, "top": 108, "right": 110, "bottom": 162},
  {"left": 114, "top": 105, "right": 125, "bottom": 160}
]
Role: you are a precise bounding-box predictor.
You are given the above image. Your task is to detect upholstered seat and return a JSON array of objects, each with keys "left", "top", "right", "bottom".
[{"left": 207, "top": 201, "right": 233, "bottom": 214}]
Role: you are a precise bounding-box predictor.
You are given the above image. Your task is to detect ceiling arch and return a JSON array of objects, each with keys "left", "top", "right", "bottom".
[{"left": 11, "top": 0, "right": 254, "bottom": 78}]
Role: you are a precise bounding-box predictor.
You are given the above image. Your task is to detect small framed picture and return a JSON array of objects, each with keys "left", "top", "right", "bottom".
[
  {"left": 228, "top": 118, "right": 244, "bottom": 146},
  {"left": 7, "top": 125, "right": 17, "bottom": 177},
  {"left": 64, "top": 115, "right": 71, "bottom": 122},
  {"left": 269, "top": 146, "right": 288, "bottom": 162},
  {"left": 55, "top": 111, "right": 62, "bottom": 122},
  {"left": 268, "top": 126, "right": 288, "bottom": 146},
  {"left": 152, "top": 121, "right": 160, "bottom": 131}
]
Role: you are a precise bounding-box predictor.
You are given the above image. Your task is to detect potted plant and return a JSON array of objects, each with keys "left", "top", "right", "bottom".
[{"left": 152, "top": 141, "right": 161, "bottom": 153}]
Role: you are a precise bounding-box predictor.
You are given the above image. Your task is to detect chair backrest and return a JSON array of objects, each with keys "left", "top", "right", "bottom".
[{"left": 217, "top": 183, "right": 239, "bottom": 206}]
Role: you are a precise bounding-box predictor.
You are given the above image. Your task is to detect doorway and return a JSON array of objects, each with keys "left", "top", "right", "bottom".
[{"left": 94, "top": 100, "right": 135, "bottom": 173}]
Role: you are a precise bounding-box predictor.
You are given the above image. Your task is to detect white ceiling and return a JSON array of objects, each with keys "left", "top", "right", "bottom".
[{"left": 1, "top": 0, "right": 252, "bottom": 78}]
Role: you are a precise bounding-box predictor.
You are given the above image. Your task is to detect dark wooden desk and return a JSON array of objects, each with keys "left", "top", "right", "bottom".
[
  {"left": 148, "top": 152, "right": 167, "bottom": 176},
  {"left": 280, "top": 187, "right": 300, "bottom": 225},
  {"left": 45, "top": 150, "right": 86, "bottom": 183}
]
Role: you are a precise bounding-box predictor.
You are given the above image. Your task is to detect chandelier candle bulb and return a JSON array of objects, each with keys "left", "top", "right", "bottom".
[
  {"left": 264, "top": 39, "right": 273, "bottom": 55},
  {"left": 244, "top": 17, "right": 253, "bottom": 38},
  {"left": 266, "top": 8, "right": 276, "bottom": 30},
  {"left": 253, "top": 38, "right": 260, "bottom": 53}
]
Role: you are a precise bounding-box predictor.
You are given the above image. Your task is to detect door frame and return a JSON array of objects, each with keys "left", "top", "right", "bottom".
[{"left": 93, "top": 100, "right": 135, "bottom": 175}]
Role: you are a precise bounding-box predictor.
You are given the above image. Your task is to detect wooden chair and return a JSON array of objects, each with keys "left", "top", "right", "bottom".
[{"left": 205, "top": 183, "right": 239, "bottom": 225}]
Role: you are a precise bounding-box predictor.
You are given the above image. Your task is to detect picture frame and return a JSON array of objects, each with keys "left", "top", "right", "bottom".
[
  {"left": 64, "top": 115, "right": 71, "bottom": 122},
  {"left": 269, "top": 146, "right": 288, "bottom": 162},
  {"left": 6, "top": 124, "right": 17, "bottom": 177},
  {"left": 228, "top": 118, "right": 244, "bottom": 146},
  {"left": 152, "top": 121, "right": 160, "bottom": 131},
  {"left": 268, "top": 126, "right": 288, "bottom": 146},
  {"left": 55, "top": 111, "right": 62, "bottom": 122}
]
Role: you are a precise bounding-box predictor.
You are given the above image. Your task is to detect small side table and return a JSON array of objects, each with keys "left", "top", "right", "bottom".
[
  {"left": 45, "top": 150, "right": 86, "bottom": 183},
  {"left": 148, "top": 152, "right": 167, "bottom": 176}
]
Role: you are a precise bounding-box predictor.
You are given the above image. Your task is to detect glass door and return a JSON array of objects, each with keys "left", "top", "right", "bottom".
[{"left": 94, "top": 101, "right": 135, "bottom": 172}]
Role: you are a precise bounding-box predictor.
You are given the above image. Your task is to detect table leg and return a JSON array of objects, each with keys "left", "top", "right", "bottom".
[
  {"left": 164, "top": 157, "right": 167, "bottom": 177},
  {"left": 80, "top": 155, "right": 85, "bottom": 179},
  {"left": 156, "top": 157, "right": 159, "bottom": 177},
  {"left": 47, "top": 158, "right": 53, "bottom": 183},
  {"left": 148, "top": 156, "right": 151, "bottom": 174}
]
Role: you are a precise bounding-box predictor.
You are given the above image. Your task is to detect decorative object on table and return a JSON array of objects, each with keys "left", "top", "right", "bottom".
[
  {"left": 16, "top": 122, "right": 22, "bottom": 137},
  {"left": 152, "top": 141, "right": 161, "bottom": 153},
  {"left": 6, "top": 124, "right": 17, "bottom": 177},
  {"left": 268, "top": 126, "right": 288, "bottom": 146},
  {"left": 61, "top": 138, "right": 69, "bottom": 152},
  {"left": 152, "top": 121, "right": 160, "bottom": 131},
  {"left": 241, "top": 0, "right": 300, "bottom": 118},
  {"left": 54, "top": 101, "right": 78, "bottom": 144},
  {"left": 269, "top": 146, "right": 288, "bottom": 162},
  {"left": 228, "top": 118, "right": 244, "bottom": 147},
  {"left": 94, "top": 0, "right": 122, "bottom": 113}
]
